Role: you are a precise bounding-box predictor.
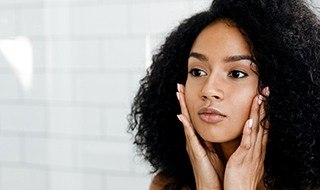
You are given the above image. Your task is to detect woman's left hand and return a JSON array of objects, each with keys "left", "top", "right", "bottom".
[{"left": 224, "top": 87, "right": 269, "bottom": 190}]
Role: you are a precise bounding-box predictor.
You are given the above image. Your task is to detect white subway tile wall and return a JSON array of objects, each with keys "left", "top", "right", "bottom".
[
  {"left": 0, "top": 167, "right": 47, "bottom": 190},
  {"left": 50, "top": 170, "right": 102, "bottom": 190},
  {"left": 0, "top": 11, "right": 16, "bottom": 36},
  {"left": 0, "top": 0, "right": 318, "bottom": 190},
  {"left": 0, "top": 136, "right": 20, "bottom": 162}
]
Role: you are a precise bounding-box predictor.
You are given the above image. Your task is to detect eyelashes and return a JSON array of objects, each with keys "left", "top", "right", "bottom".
[
  {"left": 228, "top": 70, "right": 248, "bottom": 78},
  {"left": 188, "top": 68, "right": 206, "bottom": 77},
  {"left": 188, "top": 68, "right": 248, "bottom": 79}
]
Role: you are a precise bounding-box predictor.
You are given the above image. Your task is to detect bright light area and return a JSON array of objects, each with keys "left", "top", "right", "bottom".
[{"left": 0, "top": 36, "right": 34, "bottom": 91}]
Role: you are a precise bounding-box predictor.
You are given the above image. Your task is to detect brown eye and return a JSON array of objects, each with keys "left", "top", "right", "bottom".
[
  {"left": 188, "top": 68, "right": 207, "bottom": 77},
  {"left": 228, "top": 70, "right": 248, "bottom": 78}
]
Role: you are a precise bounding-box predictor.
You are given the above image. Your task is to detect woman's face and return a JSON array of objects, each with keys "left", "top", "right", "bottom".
[{"left": 185, "top": 20, "right": 259, "bottom": 143}]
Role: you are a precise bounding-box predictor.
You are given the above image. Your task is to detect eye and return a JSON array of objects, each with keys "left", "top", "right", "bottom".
[
  {"left": 228, "top": 70, "right": 248, "bottom": 78},
  {"left": 188, "top": 68, "right": 207, "bottom": 77}
]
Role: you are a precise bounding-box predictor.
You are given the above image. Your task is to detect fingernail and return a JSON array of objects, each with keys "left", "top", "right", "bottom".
[
  {"left": 177, "top": 83, "right": 180, "bottom": 92},
  {"left": 258, "top": 95, "right": 263, "bottom": 105},
  {"left": 265, "top": 87, "right": 270, "bottom": 96},
  {"left": 177, "top": 115, "right": 182, "bottom": 122},
  {"left": 248, "top": 118, "right": 253, "bottom": 128},
  {"left": 176, "top": 92, "right": 180, "bottom": 101}
]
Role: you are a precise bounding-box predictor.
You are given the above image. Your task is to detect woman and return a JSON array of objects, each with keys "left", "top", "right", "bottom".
[
  {"left": 176, "top": 19, "right": 270, "bottom": 190},
  {"left": 128, "top": 0, "right": 320, "bottom": 189}
]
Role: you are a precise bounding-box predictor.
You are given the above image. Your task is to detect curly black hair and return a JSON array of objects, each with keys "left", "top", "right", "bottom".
[{"left": 128, "top": 0, "right": 320, "bottom": 189}]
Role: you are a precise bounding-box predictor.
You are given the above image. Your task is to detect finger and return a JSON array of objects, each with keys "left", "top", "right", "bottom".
[
  {"left": 253, "top": 87, "right": 269, "bottom": 158},
  {"left": 177, "top": 114, "right": 196, "bottom": 143},
  {"left": 255, "top": 100, "right": 266, "bottom": 151},
  {"left": 259, "top": 87, "right": 268, "bottom": 122},
  {"left": 257, "top": 87, "right": 269, "bottom": 149},
  {"left": 239, "top": 118, "right": 253, "bottom": 151},
  {"left": 259, "top": 86, "right": 270, "bottom": 129},
  {"left": 263, "top": 86, "right": 270, "bottom": 98},
  {"left": 236, "top": 119, "right": 253, "bottom": 157},
  {"left": 259, "top": 87, "right": 268, "bottom": 121},
  {"left": 248, "top": 95, "right": 260, "bottom": 151},
  {"left": 261, "top": 130, "right": 268, "bottom": 159},
  {"left": 177, "top": 84, "right": 191, "bottom": 121},
  {"left": 177, "top": 114, "right": 206, "bottom": 158},
  {"left": 178, "top": 83, "right": 185, "bottom": 93},
  {"left": 230, "top": 118, "right": 253, "bottom": 164},
  {"left": 261, "top": 120, "right": 269, "bottom": 159}
]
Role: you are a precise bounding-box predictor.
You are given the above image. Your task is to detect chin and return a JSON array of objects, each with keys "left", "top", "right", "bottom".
[
  {"left": 198, "top": 132, "right": 241, "bottom": 144},
  {"left": 198, "top": 133, "right": 226, "bottom": 143}
]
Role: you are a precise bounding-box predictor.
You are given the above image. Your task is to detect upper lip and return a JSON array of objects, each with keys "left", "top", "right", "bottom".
[{"left": 198, "top": 107, "right": 226, "bottom": 117}]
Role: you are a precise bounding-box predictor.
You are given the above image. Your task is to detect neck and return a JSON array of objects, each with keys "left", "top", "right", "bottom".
[{"left": 216, "top": 137, "right": 241, "bottom": 161}]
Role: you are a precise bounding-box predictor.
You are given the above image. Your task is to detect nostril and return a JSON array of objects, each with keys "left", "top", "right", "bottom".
[
  {"left": 213, "top": 95, "right": 220, "bottom": 99},
  {"left": 202, "top": 95, "right": 221, "bottom": 100},
  {"left": 201, "top": 95, "right": 207, "bottom": 100}
]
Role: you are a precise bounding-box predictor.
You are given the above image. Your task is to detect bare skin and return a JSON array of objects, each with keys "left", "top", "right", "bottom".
[
  {"left": 177, "top": 84, "right": 269, "bottom": 190},
  {"left": 178, "top": 20, "right": 269, "bottom": 190},
  {"left": 150, "top": 20, "right": 270, "bottom": 190},
  {"left": 150, "top": 86, "right": 269, "bottom": 190}
]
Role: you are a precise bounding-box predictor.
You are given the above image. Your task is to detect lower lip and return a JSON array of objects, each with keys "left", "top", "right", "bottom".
[{"left": 199, "top": 113, "right": 225, "bottom": 123}]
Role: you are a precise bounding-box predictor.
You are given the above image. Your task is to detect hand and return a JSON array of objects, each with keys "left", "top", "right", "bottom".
[
  {"left": 176, "top": 83, "right": 224, "bottom": 190},
  {"left": 224, "top": 87, "right": 270, "bottom": 190}
]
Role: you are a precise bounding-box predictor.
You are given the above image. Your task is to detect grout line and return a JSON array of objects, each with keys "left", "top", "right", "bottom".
[
  {"left": 19, "top": 134, "right": 25, "bottom": 164},
  {"left": 0, "top": 161, "right": 151, "bottom": 177},
  {"left": 0, "top": 131, "right": 131, "bottom": 142}
]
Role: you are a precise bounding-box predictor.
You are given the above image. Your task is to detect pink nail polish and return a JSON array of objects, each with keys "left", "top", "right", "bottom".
[
  {"left": 177, "top": 115, "right": 182, "bottom": 122},
  {"left": 248, "top": 118, "right": 253, "bottom": 128},
  {"left": 265, "top": 87, "right": 270, "bottom": 96},
  {"left": 177, "top": 83, "right": 180, "bottom": 92},
  {"left": 258, "top": 95, "right": 262, "bottom": 105},
  {"left": 176, "top": 92, "right": 180, "bottom": 101}
]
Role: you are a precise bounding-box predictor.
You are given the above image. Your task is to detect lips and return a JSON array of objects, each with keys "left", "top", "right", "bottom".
[{"left": 198, "top": 107, "right": 226, "bottom": 123}]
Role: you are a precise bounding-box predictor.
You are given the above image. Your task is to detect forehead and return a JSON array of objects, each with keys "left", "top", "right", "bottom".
[{"left": 190, "top": 19, "right": 251, "bottom": 58}]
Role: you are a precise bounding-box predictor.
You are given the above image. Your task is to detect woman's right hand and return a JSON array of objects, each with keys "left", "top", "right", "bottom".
[{"left": 177, "top": 83, "right": 224, "bottom": 190}]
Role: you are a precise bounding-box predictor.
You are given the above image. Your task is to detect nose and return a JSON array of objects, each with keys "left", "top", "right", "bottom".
[{"left": 200, "top": 74, "right": 224, "bottom": 101}]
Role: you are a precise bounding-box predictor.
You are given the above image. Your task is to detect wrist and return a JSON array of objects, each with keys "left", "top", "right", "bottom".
[
  {"left": 224, "top": 183, "right": 255, "bottom": 190},
  {"left": 225, "top": 187, "right": 252, "bottom": 190},
  {"left": 196, "top": 182, "right": 221, "bottom": 190}
]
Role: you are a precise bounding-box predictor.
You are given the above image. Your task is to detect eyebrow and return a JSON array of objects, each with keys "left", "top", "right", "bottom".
[
  {"left": 189, "top": 52, "right": 255, "bottom": 63},
  {"left": 189, "top": 52, "right": 208, "bottom": 61},
  {"left": 224, "top": 55, "right": 255, "bottom": 63}
]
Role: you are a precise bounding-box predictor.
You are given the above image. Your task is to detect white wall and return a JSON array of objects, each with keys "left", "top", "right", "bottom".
[
  {"left": 0, "top": 0, "right": 212, "bottom": 189},
  {"left": 0, "top": 0, "right": 318, "bottom": 189}
]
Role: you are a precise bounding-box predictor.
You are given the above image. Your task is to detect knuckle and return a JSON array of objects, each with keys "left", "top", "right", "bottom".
[
  {"left": 240, "top": 142, "right": 251, "bottom": 150},
  {"left": 186, "top": 133, "right": 197, "bottom": 144}
]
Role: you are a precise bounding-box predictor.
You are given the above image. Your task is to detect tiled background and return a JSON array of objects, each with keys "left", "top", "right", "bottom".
[{"left": 0, "top": 0, "right": 318, "bottom": 189}]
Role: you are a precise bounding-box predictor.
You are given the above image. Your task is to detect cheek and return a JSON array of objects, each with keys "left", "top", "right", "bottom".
[
  {"left": 184, "top": 85, "right": 193, "bottom": 111},
  {"left": 184, "top": 82, "right": 200, "bottom": 120},
  {"left": 230, "top": 92, "right": 255, "bottom": 119},
  {"left": 184, "top": 80, "right": 193, "bottom": 103}
]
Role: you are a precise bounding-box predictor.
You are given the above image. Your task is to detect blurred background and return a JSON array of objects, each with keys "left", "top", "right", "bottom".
[{"left": 0, "top": 0, "right": 318, "bottom": 189}]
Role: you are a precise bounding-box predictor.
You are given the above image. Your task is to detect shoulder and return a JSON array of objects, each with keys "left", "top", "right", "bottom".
[
  {"left": 149, "top": 172, "right": 190, "bottom": 190},
  {"left": 149, "top": 172, "right": 172, "bottom": 190}
]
